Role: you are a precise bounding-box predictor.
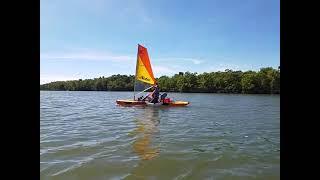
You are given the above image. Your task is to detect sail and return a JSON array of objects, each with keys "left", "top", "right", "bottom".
[{"left": 135, "top": 44, "right": 156, "bottom": 85}]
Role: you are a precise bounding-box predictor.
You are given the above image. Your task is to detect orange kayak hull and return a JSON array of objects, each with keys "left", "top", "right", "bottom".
[
  {"left": 116, "top": 99, "right": 146, "bottom": 106},
  {"left": 116, "top": 100, "right": 189, "bottom": 107},
  {"left": 167, "top": 101, "right": 189, "bottom": 106}
]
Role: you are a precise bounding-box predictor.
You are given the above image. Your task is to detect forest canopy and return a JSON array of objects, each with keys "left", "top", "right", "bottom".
[{"left": 40, "top": 67, "right": 280, "bottom": 94}]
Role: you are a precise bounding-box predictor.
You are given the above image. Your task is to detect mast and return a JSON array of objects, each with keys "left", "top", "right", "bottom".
[{"left": 133, "top": 44, "right": 139, "bottom": 100}]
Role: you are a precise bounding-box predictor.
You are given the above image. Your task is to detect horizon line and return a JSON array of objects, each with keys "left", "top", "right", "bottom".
[{"left": 40, "top": 66, "right": 280, "bottom": 85}]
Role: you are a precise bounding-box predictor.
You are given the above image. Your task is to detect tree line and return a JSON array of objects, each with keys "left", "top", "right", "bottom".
[{"left": 40, "top": 67, "right": 280, "bottom": 94}]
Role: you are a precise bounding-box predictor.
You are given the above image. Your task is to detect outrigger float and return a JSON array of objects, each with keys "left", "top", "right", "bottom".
[{"left": 116, "top": 44, "right": 189, "bottom": 107}]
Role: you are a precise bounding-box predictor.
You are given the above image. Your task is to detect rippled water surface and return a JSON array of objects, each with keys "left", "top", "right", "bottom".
[{"left": 40, "top": 91, "right": 280, "bottom": 179}]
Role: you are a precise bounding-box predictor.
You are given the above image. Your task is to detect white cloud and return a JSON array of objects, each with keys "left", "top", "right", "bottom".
[
  {"left": 206, "top": 63, "right": 254, "bottom": 72},
  {"left": 41, "top": 49, "right": 204, "bottom": 66},
  {"left": 40, "top": 74, "right": 77, "bottom": 84},
  {"left": 191, "top": 59, "right": 203, "bottom": 65},
  {"left": 40, "top": 65, "right": 176, "bottom": 84},
  {"left": 153, "top": 65, "right": 176, "bottom": 76},
  {"left": 40, "top": 73, "right": 98, "bottom": 84},
  {"left": 154, "top": 57, "right": 204, "bottom": 65},
  {"left": 41, "top": 51, "right": 135, "bottom": 62},
  {"left": 40, "top": 48, "right": 208, "bottom": 82}
]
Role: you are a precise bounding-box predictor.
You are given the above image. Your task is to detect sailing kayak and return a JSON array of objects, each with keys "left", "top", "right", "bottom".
[
  {"left": 116, "top": 100, "right": 189, "bottom": 106},
  {"left": 115, "top": 44, "right": 189, "bottom": 107}
]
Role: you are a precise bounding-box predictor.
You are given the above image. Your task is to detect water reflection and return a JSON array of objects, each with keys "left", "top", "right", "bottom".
[{"left": 129, "top": 107, "right": 160, "bottom": 160}]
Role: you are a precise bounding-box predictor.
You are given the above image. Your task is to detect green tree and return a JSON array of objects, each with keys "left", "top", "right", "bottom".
[
  {"left": 40, "top": 67, "right": 280, "bottom": 94},
  {"left": 241, "top": 71, "right": 258, "bottom": 93}
]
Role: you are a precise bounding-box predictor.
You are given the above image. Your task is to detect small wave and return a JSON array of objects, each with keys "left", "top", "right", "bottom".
[
  {"left": 173, "top": 168, "right": 193, "bottom": 180},
  {"left": 50, "top": 150, "right": 109, "bottom": 176}
]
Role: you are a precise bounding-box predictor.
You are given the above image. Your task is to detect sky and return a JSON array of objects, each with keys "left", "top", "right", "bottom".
[{"left": 41, "top": 0, "right": 280, "bottom": 84}]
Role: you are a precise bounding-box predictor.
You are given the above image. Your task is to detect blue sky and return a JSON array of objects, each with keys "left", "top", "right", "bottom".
[{"left": 41, "top": 0, "right": 279, "bottom": 84}]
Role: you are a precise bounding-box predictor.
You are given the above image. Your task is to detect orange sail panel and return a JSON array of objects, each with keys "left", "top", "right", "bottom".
[{"left": 135, "top": 44, "right": 156, "bottom": 85}]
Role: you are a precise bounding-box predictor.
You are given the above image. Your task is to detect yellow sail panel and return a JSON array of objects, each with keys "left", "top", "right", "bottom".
[
  {"left": 135, "top": 44, "right": 156, "bottom": 85},
  {"left": 136, "top": 56, "right": 156, "bottom": 84}
]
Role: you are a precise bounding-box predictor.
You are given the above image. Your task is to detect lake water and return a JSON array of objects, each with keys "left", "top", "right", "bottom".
[{"left": 40, "top": 91, "right": 280, "bottom": 180}]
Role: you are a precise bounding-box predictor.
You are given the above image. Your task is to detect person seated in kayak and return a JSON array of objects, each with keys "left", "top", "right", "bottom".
[
  {"left": 141, "top": 83, "right": 160, "bottom": 102},
  {"left": 150, "top": 82, "right": 160, "bottom": 103},
  {"left": 142, "top": 93, "right": 152, "bottom": 101}
]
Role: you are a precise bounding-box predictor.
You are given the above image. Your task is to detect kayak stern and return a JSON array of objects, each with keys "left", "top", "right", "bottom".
[{"left": 168, "top": 101, "right": 189, "bottom": 106}]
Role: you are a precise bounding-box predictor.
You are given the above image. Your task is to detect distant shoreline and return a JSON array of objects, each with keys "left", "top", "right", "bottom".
[
  {"left": 40, "top": 67, "right": 280, "bottom": 94},
  {"left": 40, "top": 90, "right": 280, "bottom": 95}
]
